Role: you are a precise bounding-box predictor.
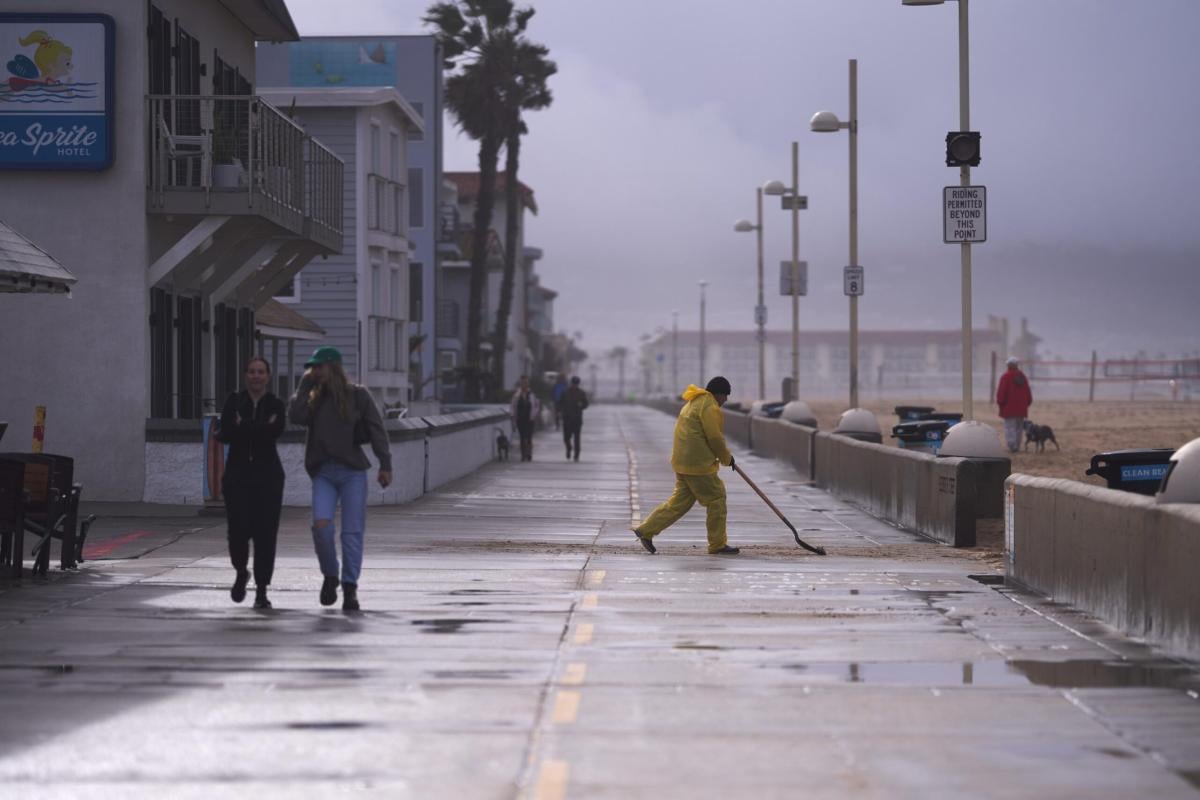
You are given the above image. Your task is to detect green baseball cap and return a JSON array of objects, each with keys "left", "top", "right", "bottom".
[{"left": 304, "top": 345, "right": 343, "bottom": 367}]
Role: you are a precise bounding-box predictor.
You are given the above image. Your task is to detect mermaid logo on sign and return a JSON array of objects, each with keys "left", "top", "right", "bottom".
[{"left": 0, "top": 14, "right": 114, "bottom": 170}]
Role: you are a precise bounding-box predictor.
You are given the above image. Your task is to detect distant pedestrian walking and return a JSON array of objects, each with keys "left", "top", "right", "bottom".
[
  {"left": 216, "top": 357, "right": 286, "bottom": 609},
  {"left": 288, "top": 346, "right": 392, "bottom": 612},
  {"left": 552, "top": 374, "right": 568, "bottom": 431},
  {"left": 561, "top": 376, "right": 589, "bottom": 461},
  {"left": 510, "top": 375, "right": 541, "bottom": 462},
  {"left": 633, "top": 377, "right": 739, "bottom": 555},
  {"left": 997, "top": 356, "right": 1033, "bottom": 453}
]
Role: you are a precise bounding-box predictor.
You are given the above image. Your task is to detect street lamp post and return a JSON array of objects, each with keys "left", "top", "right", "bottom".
[
  {"left": 904, "top": 0, "right": 974, "bottom": 419},
  {"left": 698, "top": 281, "right": 708, "bottom": 383},
  {"left": 734, "top": 191, "right": 766, "bottom": 400},
  {"left": 764, "top": 146, "right": 807, "bottom": 402},
  {"left": 671, "top": 310, "right": 679, "bottom": 392},
  {"left": 811, "top": 58, "right": 859, "bottom": 408}
]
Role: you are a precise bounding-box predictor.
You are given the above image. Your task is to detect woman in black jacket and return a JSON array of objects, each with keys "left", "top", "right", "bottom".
[{"left": 217, "top": 357, "right": 286, "bottom": 608}]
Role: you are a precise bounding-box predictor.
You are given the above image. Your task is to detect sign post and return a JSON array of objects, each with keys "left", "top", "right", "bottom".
[{"left": 778, "top": 260, "right": 808, "bottom": 296}]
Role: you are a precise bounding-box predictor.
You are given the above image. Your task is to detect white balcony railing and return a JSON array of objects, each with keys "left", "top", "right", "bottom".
[{"left": 147, "top": 94, "right": 343, "bottom": 253}]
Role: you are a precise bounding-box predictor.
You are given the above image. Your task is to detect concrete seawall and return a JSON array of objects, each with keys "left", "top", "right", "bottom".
[
  {"left": 144, "top": 408, "right": 509, "bottom": 506},
  {"left": 1006, "top": 474, "right": 1200, "bottom": 659}
]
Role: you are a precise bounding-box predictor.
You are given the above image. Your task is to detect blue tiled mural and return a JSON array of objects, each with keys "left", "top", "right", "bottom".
[{"left": 288, "top": 40, "right": 396, "bottom": 87}]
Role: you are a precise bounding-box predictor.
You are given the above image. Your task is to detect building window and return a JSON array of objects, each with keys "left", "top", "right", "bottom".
[
  {"left": 370, "top": 123, "right": 381, "bottom": 174},
  {"left": 394, "top": 322, "right": 405, "bottom": 372},
  {"left": 371, "top": 263, "right": 381, "bottom": 315},
  {"left": 274, "top": 274, "right": 301, "bottom": 303},
  {"left": 409, "top": 262, "right": 423, "bottom": 323},
  {"left": 390, "top": 267, "right": 401, "bottom": 318},
  {"left": 408, "top": 167, "right": 424, "bottom": 229},
  {"left": 373, "top": 317, "right": 384, "bottom": 372},
  {"left": 407, "top": 101, "right": 424, "bottom": 142},
  {"left": 389, "top": 131, "right": 400, "bottom": 180},
  {"left": 438, "top": 349, "right": 458, "bottom": 384}
]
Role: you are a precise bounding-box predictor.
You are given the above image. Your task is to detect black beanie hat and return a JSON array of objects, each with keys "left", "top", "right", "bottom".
[{"left": 705, "top": 376, "right": 732, "bottom": 395}]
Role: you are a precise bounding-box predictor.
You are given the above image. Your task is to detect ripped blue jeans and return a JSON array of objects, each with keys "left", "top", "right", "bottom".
[{"left": 311, "top": 461, "right": 368, "bottom": 585}]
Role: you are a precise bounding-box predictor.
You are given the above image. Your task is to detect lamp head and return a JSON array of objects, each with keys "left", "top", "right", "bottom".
[
  {"left": 762, "top": 180, "right": 788, "bottom": 196},
  {"left": 810, "top": 110, "right": 842, "bottom": 133},
  {"left": 733, "top": 219, "right": 755, "bottom": 233}
]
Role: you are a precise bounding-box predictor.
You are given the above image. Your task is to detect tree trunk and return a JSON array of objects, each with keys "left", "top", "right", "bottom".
[
  {"left": 492, "top": 125, "right": 522, "bottom": 396},
  {"left": 465, "top": 131, "right": 502, "bottom": 401}
]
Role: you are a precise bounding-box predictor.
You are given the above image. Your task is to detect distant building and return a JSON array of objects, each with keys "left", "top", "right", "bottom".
[
  {"left": 257, "top": 35, "right": 444, "bottom": 399},
  {"left": 439, "top": 172, "right": 551, "bottom": 399},
  {"left": 256, "top": 85, "right": 423, "bottom": 409},
  {"left": 638, "top": 328, "right": 1006, "bottom": 400}
]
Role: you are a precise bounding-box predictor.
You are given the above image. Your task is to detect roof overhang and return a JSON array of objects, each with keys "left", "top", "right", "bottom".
[
  {"left": 258, "top": 324, "right": 324, "bottom": 342},
  {"left": 259, "top": 86, "right": 424, "bottom": 133},
  {"left": 219, "top": 0, "right": 300, "bottom": 42},
  {"left": 0, "top": 220, "right": 76, "bottom": 295}
]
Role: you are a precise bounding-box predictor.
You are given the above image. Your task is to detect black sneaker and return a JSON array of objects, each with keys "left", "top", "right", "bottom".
[
  {"left": 711, "top": 545, "right": 740, "bottom": 555},
  {"left": 632, "top": 529, "right": 656, "bottom": 554},
  {"left": 231, "top": 569, "right": 250, "bottom": 603},
  {"left": 320, "top": 576, "right": 339, "bottom": 606},
  {"left": 342, "top": 582, "right": 360, "bottom": 612},
  {"left": 254, "top": 587, "right": 272, "bottom": 609}
]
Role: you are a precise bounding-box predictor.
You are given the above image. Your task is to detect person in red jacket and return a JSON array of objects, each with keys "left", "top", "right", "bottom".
[{"left": 996, "top": 356, "right": 1033, "bottom": 453}]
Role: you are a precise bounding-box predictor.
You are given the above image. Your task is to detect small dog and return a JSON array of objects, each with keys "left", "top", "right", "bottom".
[
  {"left": 495, "top": 428, "right": 510, "bottom": 461},
  {"left": 1023, "top": 420, "right": 1060, "bottom": 452}
]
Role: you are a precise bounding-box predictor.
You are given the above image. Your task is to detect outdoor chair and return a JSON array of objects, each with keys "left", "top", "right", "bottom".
[
  {"left": 0, "top": 457, "right": 26, "bottom": 578},
  {"left": 156, "top": 114, "right": 211, "bottom": 192},
  {"left": 0, "top": 453, "right": 95, "bottom": 575}
]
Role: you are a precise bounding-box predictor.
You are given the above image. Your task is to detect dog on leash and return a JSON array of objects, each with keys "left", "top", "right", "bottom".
[
  {"left": 1023, "top": 420, "right": 1060, "bottom": 452},
  {"left": 495, "top": 428, "right": 510, "bottom": 461}
]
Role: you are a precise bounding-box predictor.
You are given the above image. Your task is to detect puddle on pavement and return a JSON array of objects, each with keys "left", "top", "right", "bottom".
[
  {"left": 446, "top": 589, "right": 519, "bottom": 596},
  {"left": 778, "top": 659, "right": 1199, "bottom": 689},
  {"left": 427, "top": 669, "right": 518, "bottom": 680},
  {"left": 410, "top": 618, "right": 508, "bottom": 635},
  {"left": 675, "top": 642, "right": 726, "bottom": 651}
]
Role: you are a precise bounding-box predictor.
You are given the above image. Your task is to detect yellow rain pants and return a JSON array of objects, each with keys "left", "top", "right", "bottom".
[{"left": 638, "top": 472, "right": 728, "bottom": 553}]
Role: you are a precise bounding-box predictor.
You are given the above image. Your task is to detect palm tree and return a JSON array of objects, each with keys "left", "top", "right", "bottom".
[
  {"left": 491, "top": 36, "right": 555, "bottom": 393},
  {"left": 609, "top": 346, "right": 629, "bottom": 400},
  {"left": 425, "top": 0, "right": 554, "bottom": 399}
]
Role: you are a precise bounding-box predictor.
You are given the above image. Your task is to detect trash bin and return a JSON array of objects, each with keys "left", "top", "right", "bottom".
[
  {"left": 891, "top": 419, "right": 952, "bottom": 454},
  {"left": 763, "top": 402, "right": 787, "bottom": 419},
  {"left": 920, "top": 412, "right": 964, "bottom": 426},
  {"left": 1085, "top": 448, "right": 1176, "bottom": 495},
  {"left": 895, "top": 405, "right": 935, "bottom": 422}
]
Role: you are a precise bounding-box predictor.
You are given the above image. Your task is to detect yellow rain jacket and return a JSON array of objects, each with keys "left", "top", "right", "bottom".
[{"left": 670, "top": 385, "right": 733, "bottom": 475}]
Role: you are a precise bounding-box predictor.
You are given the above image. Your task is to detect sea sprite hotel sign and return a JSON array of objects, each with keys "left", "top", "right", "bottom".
[{"left": 0, "top": 14, "right": 114, "bottom": 170}]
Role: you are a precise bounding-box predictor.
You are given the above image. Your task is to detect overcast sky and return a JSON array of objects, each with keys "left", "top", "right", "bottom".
[{"left": 285, "top": 0, "right": 1200, "bottom": 362}]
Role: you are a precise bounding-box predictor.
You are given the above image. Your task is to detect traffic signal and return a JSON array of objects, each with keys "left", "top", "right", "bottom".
[{"left": 945, "top": 131, "right": 981, "bottom": 167}]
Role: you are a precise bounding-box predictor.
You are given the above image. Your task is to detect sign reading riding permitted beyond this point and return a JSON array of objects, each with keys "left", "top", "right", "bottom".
[{"left": 943, "top": 185, "right": 987, "bottom": 244}]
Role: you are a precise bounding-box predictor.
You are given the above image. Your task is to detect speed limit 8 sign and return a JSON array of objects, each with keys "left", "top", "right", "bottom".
[{"left": 844, "top": 265, "right": 864, "bottom": 296}]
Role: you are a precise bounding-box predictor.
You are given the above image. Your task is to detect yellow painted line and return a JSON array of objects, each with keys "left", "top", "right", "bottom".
[
  {"left": 552, "top": 690, "right": 581, "bottom": 724},
  {"left": 581, "top": 592, "right": 599, "bottom": 610},
  {"left": 562, "top": 662, "right": 587, "bottom": 685},
  {"left": 533, "top": 760, "right": 569, "bottom": 800},
  {"left": 586, "top": 569, "right": 606, "bottom": 586},
  {"left": 574, "top": 622, "right": 594, "bottom": 645}
]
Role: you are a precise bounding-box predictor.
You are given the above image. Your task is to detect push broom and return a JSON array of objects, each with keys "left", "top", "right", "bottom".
[{"left": 732, "top": 463, "right": 827, "bottom": 555}]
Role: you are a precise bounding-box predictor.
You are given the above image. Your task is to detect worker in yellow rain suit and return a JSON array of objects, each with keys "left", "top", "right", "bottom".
[{"left": 633, "top": 376, "right": 740, "bottom": 555}]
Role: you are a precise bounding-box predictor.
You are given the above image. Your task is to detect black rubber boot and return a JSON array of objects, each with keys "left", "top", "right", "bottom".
[
  {"left": 711, "top": 545, "right": 740, "bottom": 555},
  {"left": 342, "top": 582, "right": 360, "bottom": 612},
  {"left": 320, "top": 575, "right": 339, "bottom": 606},
  {"left": 231, "top": 569, "right": 250, "bottom": 603},
  {"left": 254, "top": 586, "right": 272, "bottom": 609},
  {"left": 632, "top": 529, "right": 656, "bottom": 554}
]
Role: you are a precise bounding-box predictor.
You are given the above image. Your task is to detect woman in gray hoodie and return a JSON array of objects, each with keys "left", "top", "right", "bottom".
[{"left": 288, "top": 346, "right": 391, "bottom": 611}]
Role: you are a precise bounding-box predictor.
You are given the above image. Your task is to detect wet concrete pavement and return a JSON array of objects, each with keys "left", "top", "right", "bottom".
[{"left": 2, "top": 405, "right": 1199, "bottom": 798}]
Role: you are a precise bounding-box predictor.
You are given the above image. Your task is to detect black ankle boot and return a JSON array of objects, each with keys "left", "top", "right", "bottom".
[
  {"left": 320, "top": 575, "right": 339, "bottom": 606},
  {"left": 254, "top": 586, "right": 271, "bottom": 609},
  {"left": 342, "top": 582, "right": 360, "bottom": 612},
  {"left": 231, "top": 569, "right": 250, "bottom": 603}
]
